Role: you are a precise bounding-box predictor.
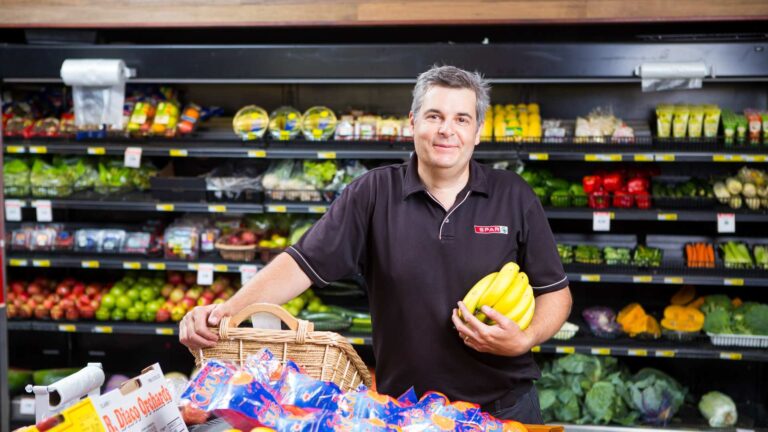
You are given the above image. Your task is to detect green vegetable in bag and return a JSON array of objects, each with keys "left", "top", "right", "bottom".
[
  {"left": 698, "top": 391, "right": 738, "bottom": 427},
  {"left": 550, "top": 190, "right": 571, "bottom": 207}
]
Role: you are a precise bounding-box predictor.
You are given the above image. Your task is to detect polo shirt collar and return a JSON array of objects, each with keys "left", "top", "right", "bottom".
[{"left": 402, "top": 152, "right": 490, "bottom": 199}]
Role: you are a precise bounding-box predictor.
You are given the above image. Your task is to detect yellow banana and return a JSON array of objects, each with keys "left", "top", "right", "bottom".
[
  {"left": 475, "top": 312, "right": 488, "bottom": 323},
  {"left": 517, "top": 297, "right": 536, "bottom": 330},
  {"left": 491, "top": 272, "right": 529, "bottom": 315},
  {"left": 503, "top": 287, "right": 534, "bottom": 324},
  {"left": 477, "top": 262, "right": 520, "bottom": 308},
  {"left": 460, "top": 272, "right": 498, "bottom": 318}
]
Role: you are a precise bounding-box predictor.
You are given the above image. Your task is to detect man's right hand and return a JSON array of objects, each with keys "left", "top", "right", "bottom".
[{"left": 179, "top": 303, "right": 232, "bottom": 350}]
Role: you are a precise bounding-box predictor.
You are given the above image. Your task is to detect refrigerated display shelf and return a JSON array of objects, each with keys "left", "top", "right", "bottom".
[
  {"left": 6, "top": 196, "right": 768, "bottom": 220},
  {"left": 6, "top": 253, "right": 768, "bottom": 286},
  {"left": 5, "top": 320, "right": 373, "bottom": 346},
  {"left": 6, "top": 139, "right": 768, "bottom": 163},
  {"left": 6, "top": 320, "right": 764, "bottom": 361}
]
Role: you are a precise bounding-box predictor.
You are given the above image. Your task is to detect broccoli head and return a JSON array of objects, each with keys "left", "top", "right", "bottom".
[
  {"left": 745, "top": 304, "right": 768, "bottom": 335},
  {"left": 702, "top": 295, "right": 733, "bottom": 315},
  {"left": 703, "top": 309, "right": 732, "bottom": 334}
]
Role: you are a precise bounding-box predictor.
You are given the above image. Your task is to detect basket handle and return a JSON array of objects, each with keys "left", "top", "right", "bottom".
[{"left": 221, "top": 303, "right": 314, "bottom": 332}]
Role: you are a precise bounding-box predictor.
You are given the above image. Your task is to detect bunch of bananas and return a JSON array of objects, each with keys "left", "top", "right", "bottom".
[{"left": 460, "top": 262, "right": 535, "bottom": 330}]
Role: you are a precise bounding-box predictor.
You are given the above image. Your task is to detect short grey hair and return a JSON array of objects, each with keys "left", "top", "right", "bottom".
[{"left": 411, "top": 65, "right": 491, "bottom": 127}]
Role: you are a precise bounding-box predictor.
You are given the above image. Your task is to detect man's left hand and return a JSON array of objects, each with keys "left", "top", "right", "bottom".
[{"left": 451, "top": 301, "right": 536, "bottom": 357}]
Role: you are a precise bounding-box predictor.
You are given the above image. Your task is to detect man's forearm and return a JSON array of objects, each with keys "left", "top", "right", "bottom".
[
  {"left": 226, "top": 252, "right": 313, "bottom": 314},
  {"left": 523, "top": 287, "right": 573, "bottom": 345}
]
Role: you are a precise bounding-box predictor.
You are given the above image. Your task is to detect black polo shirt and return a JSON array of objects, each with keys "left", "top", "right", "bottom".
[{"left": 285, "top": 154, "right": 568, "bottom": 405}]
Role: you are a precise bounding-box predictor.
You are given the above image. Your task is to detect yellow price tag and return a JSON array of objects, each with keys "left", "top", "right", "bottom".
[
  {"left": 580, "top": 274, "right": 601, "bottom": 282},
  {"left": 93, "top": 326, "right": 113, "bottom": 334},
  {"left": 123, "top": 262, "right": 141, "bottom": 270},
  {"left": 58, "top": 324, "right": 77, "bottom": 332},
  {"left": 148, "top": 262, "right": 166, "bottom": 270},
  {"left": 214, "top": 264, "right": 228, "bottom": 272},
  {"left": 169, "top": 149, "right": 188, "bottom": 157},
  {"left": 308, "top": 206, "right": 327, "bottom": 214},
  {"left": 720, "top": 352, "right": 742, "bottom": 361},
  {"left": 81, "top": 260, "right": 100, "bottom": 269},
  {"left": 655, "top": 153, "right": 676, "bottom": 162},
  {"left": 633, "top": 153, "right": 654, "bottom": 162},
  {"left": 87, "top": 147, "right": 106, "bottom": 155},
  {"left": 556, "top": 346, "right": 576, "bottom": 354},
  {"left": 29, "top": 146, "right": 48, "bottom": 154},
  {"left": 187, "top": 263, "right": 199, "bottom": 271},
  {"left": 248, "top": 150, "right": 267, "bottom": 158},
  {"left": 531, "top": 346, "right": 541, "bottom": 353},
  {"left": 585, "top": 154, "right": 622, "bottom": 162},
  {"left": 6, "top": 145, "right": 25, "bottom": 154},
  {"left": 156, "top": 204, "right": 175, "bottom": 212},
  {"left": 591, "top": 348, "right": 611, "bottom": 356},
  {"left": 656, "top": 350, "right": 676, "bottom": 358},
  {"left": 9, "top": 259, "right": 28, "bottom": 267},
  {"left": 628, "top": 349, "right": 648, "bottom": 357},
  {"left": 724, "top": 278, "right": 744, "bottom": 286},
  {"left": 317, "top": 151, "right": 337, "bottom": 159},
  {"left": 348, "top": 337, "right": 366, "bottom": 346},
  {"left": 268, "top": 205, "right": 287, "bottom": 213},
  {"left": 713, "top": 154, "right": 745, "bottom": 162},
  {"left": 633, "top": 275, "right": 653, "bottom": 283},
  {"left": 529, "top": 153, "right": 549, "bottom": 161},
  {"left": 664, "top": 277, "right": 684, "bottom": 284},
  {"left": 155, "top": 328, "right": 175, "bottom": 336},
  {"left": 657, "top": 213, "right": 678, "bottom": 221},
  {"left": 208, "top": 205, "right": 227, "bottom": 213},
  {"left": 32, "top": 260, "right": 51, "bottom": 268},
  {"left": 744, "top": 155, "right": 767, "bottom": 162}
]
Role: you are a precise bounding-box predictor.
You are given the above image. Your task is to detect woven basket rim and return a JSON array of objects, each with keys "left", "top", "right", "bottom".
[{"left": 215, "top": 239, "right": 258, "bottom": 251}]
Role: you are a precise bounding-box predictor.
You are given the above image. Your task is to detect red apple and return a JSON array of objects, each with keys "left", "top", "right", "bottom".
[
  {"left": 240, "top": 231, "right": 257, "bottom": 245},
  {"left": 197, "top": 297, "right": 212, "bottom": 307},
  {"left": 65, "top": 308, "right": 79, "bottom": 321},
  {"left": 32, "top": 294, "right": 45, "bottom": 304},
  {"left": 167, "top": 272, "right": 183, "bottom": 285},
  {"left": 27, "top": 283, "right": 42, "bottom": 295},
  {"left": 78, "top": 294, "right": 91, "bottom": 306},
  {"left": 186, "top": 288, "right": 202, "bottom": 300},
  {"left": 72, "top": 282, "right": 86, "bottom": 297},
  {"left": 18, "top": 292, "right": 29, "bottom": 302},
  {"left": 213, "top": 298, "right": 226, "bottom": 305},
  {"left": 161, "top": 284, "right": 174, "bottom": 298},
  {"left": 13, "top": 299, "right": 24, "bottom": 308},
  {"left": 85, "top": 284, "right": 101, "bottom": 297},
  {"left": 79, "top": 306, "right": 95, "bottom": 320},
  {"left": 18, "top": 305, "right": 33, "bottom": 319},
  {"left": 181, "top": 298, "right": 196, "bottom": 310},
  {"left": 50, "top": 306, "right": 63, "bottom": 321},
  {"left": 62, "top": 277, "right": 76, "bottom": 287},
  {"left": 7, "top": 304, "right": 17, "bottom": 319},
  {"left": 7, "top": 292, "right": 16, "bottom": 302},
  {"left": 155, "top": 309, "right": 171, "bottom": 323},
  {"left": 183, "top": 272, "right": 196, "bottom": 286},
  {"left": 90, "top": 299, "right": 100, "bottom": 309},
  {"left": 227, "top": 236, "right": 243, "bottom": 246},
  {"left": 34, "top": 305, "right": 49, "bottom": 320},
  {"left": 11, "top": 281, "right": 25, "bottom": 295},
  {"left": 43, "top": 298, "right": 55, "bottom": 309},
  {"left": 210, "top": 280, "right": 226, "bottom": 295},
  {"left": 169, "top": 288, "right": 185, "bottom": 304},
  {"left": 26, "top": 299, "right": 38, "bottom": 309},
  {"left": 60, "top": 299, "right": 75, "bottom": 310},
  {"left": 202, "top": 291, "right": 215, "bottom": 302},
  {"left": 162, "top": 301, "right": 175, "bottom": 311}
]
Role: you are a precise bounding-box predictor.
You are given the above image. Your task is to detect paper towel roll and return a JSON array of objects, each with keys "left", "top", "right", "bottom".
[
  {"left": 636, "top": 62, "right": 710, "bottom": 79},
  {"left": 47, "top": 364, "right": 104, "bottom": 408},
  {"left": 61, "top": 59, "right": 129, "bottom": 86}
]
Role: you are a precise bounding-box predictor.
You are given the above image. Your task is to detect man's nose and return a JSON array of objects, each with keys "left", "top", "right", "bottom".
[{"left": 438, "top": 121, "right": 455, "bottom": 136}]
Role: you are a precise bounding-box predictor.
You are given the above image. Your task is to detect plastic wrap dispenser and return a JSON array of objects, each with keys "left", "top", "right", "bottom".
[
  {"left": 634, "top": 61, "right": 713, "bottom": 92},
  {"left": 60, "top": 59, "right": 135, "bottom": 129},
  {"left": 26, "top": 363, "right": 105, "bottom": 423}
]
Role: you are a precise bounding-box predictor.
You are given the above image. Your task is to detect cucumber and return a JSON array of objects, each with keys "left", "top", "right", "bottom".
[
  {"left": 9, "top": 369, "right": 33, "bottom": 395},
  {"left": 312, "top": 320, "right": 352, "bottom": 332},
  {"left": 325, "top": 306, "right": 371, "bottom": 320},
  {"left": 352, "top": 317, "right": 372, "bottom": 326},
  {"left": 301, "top": 312, "right": 349, "bottom": 323},
  {"left": 348, "top": 325, "right": 373, "bottom": 334}
]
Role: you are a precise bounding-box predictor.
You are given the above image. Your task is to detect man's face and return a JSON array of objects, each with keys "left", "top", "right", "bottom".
[{"left": 410, "top": 86, "right": 482, "bottom": 172}]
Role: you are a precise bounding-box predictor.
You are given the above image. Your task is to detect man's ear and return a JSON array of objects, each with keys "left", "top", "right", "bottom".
[
  {"left": 475, "top": 120, "right": 483, "bottom": 146},
  {"left": 409, "top": 111, "right": 415, "bottom": 129}
]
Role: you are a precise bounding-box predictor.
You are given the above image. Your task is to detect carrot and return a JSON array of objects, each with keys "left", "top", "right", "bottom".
[{"left": 686, "top": 244, "right": 694, "bottom": 267}]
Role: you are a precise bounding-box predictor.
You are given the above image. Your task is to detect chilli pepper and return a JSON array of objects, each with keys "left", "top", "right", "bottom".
[
  {"left": 583, "top": 175, "right": 603, "bottom": 194},
  {"left": 612, "top": 189, "right": 634, "bottom": 208},
  {"left": 589, "top": 189, "right": 610, "bottom": 209}
]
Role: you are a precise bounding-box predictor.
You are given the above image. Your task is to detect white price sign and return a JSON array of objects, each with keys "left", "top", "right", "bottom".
[
  {"left": 593, "top": 212, "right": 611, "bottom": 232},
  {"left": 717, "top": 213, "right": 736, "bottom": 233},
  {"left": 240, "top": 265, "right": 259, "bottom": 285},
  {"left": 19, "top": 398, "right": 36, "bottom": 415},
  {"left": 5, "top": 199, "right": 23, "bottom": 221},
  {"left": 124, "top": 147, "right": 142, "bottom": 168},
  {"left": 197, "top": 263, "right": 214, "bottom": 286},
  {"left": 34, "top": 200, "right": 53, "bottom": 222}
]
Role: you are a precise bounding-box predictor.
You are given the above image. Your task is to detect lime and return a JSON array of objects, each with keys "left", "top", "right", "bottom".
[
  {"left": 110, "top": 286, "right": 125, "bottom": 297},
  {"left": 146, "top": 301, "right": 161, "bottom": 314},
  {"left": 126, "top": 289, "right": 140, "bottom": 302},
  {"left": 116, "top": 295, "right": 132, "bottom": 311},
  {"left": 100, "top": 294, "right": 116, "bottom": 310},
  {"left": 133, "top": 301, "right": 145, "bottom": 313},
  {"left": 140, "top": 288, "right": 155, "bottom": 303},
  {"left": 111, "top": 309, "right": 125, "bottom": 321},
  {"left": 141, "top": 310, "right": 156, "bottom": 323},
  {"left": 125, "top": 308, "right": 140, "bottom": 321}
]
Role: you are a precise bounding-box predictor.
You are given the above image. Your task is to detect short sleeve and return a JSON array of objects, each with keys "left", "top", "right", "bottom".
[
  {"left": 285, "top": 175, "right": 373, "bottom": 287},
  {"left": 519, "top": 199, "right": 569, "bottom": 296}
]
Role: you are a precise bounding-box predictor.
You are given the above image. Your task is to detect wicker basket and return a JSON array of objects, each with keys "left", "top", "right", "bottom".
[
  {"left": 192, "top": 303, "right": 372, "bottom": 392},
  {"left": 215, "top": 237, "right": 257, "bottom": 261}
]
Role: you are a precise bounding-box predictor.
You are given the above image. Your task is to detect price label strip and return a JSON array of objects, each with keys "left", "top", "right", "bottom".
[
  {"left": 591, "top": 347, "right": 611, "bottom": 356},
  {"left": 529, "top": 153, "right": 549, "bottom": 161},
  {"left": 555, "top": 346, "right": 575, "bottom": 354},
  {"left": 628, "top": 349, "right": 648, "bottom": 357},
  {"left": 585, "top": 154, "right": 622, "bottom": 162},
  {"left": 248, "top": 150, "right": 267, "bottom": 158},
  {"left": 87, "top": 147, "right": 106, "bottom": 155}
]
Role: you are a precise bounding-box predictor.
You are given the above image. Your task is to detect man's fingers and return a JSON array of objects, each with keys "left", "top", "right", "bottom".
[
  {"left": 457, "top": 301, "right": 489, "bottom": 335},
  {"left": 481, "top": 305, "right": 512, "bottom": 329},
  {"left": 451, "top": 308, "right": 478, "bottom": 340}
]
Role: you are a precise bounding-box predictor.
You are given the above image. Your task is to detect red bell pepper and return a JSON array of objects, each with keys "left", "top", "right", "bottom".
[
  {"left": 627, "top": 177, "right": 649, "bottom": 195},
  {"left": 588, "top": 189, "right": 610, "bottom": 209},
  {"left": 635, "top": 193, "right": 652, "bottom": 209},
  {"left": 612, "top": 189, "right": 634, "bottom": 208},
  {"left": 603, "top": 172, "right": 624, "bottom": 192},
  {"left": 583, "top": 175, "right": 603, "bottom": 194}
]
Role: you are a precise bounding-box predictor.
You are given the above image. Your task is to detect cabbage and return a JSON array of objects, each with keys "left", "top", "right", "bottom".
[
  {"left": 627, "top": 368, "right": 686, "bottom": 426},
  {"left": 699, "top": 391, "right": 737, "bottom": 427}
]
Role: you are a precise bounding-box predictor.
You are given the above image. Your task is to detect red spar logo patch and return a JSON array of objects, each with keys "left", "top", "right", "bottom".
[{"left": 474, "top": 225, "right": 509, "bottom": 234}]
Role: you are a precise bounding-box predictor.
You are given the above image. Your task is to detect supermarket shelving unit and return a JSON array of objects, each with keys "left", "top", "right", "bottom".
[{"left": 2, "top": 38, "right": 768, "bottom": 431}]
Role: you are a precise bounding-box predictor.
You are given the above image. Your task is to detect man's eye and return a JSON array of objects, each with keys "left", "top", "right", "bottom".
[{"left": 457, "top": 117, "right": 469, "bottom": 124}]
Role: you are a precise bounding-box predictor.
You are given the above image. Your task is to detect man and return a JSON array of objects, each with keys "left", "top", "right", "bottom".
[{"left": 180, "top": 65, "right": 572, "bottom": 423}]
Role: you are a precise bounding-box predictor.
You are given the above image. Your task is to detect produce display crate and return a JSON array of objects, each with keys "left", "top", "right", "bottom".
[
  {"left": 4, "top": 185, "right": 30, "bottom": 197},
  {"left": 215, "top": 236, "right": 257, "bottom": 262},
  {"left": 265, "top": 189, "right": 340, "bottom": 203},
  {"left": 193, "top": 303, "right": 372, "bottom": 392},
  {"left": 707, "top": 332, "right": 768, "bottom": 348}
]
